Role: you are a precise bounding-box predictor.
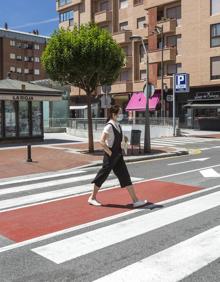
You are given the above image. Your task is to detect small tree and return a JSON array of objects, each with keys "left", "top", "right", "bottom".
[{"left": 42, "top": 24, "right": 125, "bottom": 152}]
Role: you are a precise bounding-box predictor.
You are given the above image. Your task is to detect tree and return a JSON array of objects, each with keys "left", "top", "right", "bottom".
[{"left": 42, "top": 23, "right": 125, "bottom": 152}]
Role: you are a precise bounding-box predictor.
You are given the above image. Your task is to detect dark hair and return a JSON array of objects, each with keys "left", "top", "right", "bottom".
[{"left": 106, "top": 104, "right": 120, "bottom": 122}]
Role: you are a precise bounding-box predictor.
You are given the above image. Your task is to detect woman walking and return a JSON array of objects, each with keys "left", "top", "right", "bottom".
[{"left": 88, "top": 105, "right": 147, "bottom": 208}]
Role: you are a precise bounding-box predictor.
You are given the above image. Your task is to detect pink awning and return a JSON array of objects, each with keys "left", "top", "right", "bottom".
[{"left": 126, "top": 91, "right": 161, "bottom": 112}]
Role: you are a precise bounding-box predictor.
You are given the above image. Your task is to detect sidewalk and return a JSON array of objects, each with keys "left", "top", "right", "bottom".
[{"left": 0, "top": 133, "right": 188, "bottom": 179}]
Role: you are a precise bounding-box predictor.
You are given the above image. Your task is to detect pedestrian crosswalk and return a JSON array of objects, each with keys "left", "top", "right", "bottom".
[
  {"left": 0, "top": 169, "right": 219, "bottom": 281},
  {"left": 150, "top": 136, "right": 218, "bottom": 148},
  {"left": 0, "top": 170, "right": 142, "bottom": 212}
]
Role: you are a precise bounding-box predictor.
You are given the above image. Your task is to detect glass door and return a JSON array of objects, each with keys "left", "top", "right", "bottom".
[
  {"left": 32, "top": 101, "right": 43, "bottom": 136},
  {"left": 5, "top": 101, "right": 17, "bottom": 137},
  {"left": 19, "top": 101, "right": 30, "bottom": 137}
]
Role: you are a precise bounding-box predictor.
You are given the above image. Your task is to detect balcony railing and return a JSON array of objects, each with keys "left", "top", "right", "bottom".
[
  {"left": 149, "top": 47, "right": 176, "bottom": 64},
  {"left": 157, "top": 18, "right": 177, "bottom": 34},
  {"left": 112, "top": 30, "right": 132, "bottom": 44},
  {"left": 94, "top": 10, "right": 112, "bottom": 24}
]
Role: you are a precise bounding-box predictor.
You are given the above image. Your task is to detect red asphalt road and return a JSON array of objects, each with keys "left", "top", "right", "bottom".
[{"left": 0, "top": 180, "right": 200, "bottom": 243}]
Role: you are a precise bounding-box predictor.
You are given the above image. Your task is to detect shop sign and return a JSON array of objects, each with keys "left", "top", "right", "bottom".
[
  {"left": 195, "top": 91, "right": 220, "bottom": 100},
  {"left": 0, "top": 94, "right": 61, "bottom": 102},
  {"left": 13, "top": 95, "right": 34, "bottom": 101}
]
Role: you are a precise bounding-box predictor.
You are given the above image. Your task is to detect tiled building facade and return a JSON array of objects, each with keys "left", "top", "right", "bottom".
[{"left": 56, "top": 0, "right": 220, "bottom": 128}]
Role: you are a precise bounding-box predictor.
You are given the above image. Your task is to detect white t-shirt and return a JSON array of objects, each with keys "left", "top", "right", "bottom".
[{"left": 103, "top": 120, "right": 121, "bottom": 148}]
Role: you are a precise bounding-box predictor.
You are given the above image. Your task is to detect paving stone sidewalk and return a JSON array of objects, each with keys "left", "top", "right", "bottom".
[{"left": 0, "top": 141, "right": 187, "bottom": 179}]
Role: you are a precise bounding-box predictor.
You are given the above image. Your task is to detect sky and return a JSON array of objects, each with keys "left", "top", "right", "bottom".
[{"left": 0, "top": 0, "right": 59, "bottom": 36}]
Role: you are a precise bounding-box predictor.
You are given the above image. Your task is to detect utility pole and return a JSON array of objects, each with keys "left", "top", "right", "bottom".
[{"left": 130, "top": 35, "right": 151, "bottom": 153}]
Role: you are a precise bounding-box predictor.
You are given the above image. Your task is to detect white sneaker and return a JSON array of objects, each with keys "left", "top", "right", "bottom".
[
  {"left": 133, "top": 200, "right": 148, "bottom": 208},
  {"left": 88, "top": 197, "right": 102, "bottom": 206}
]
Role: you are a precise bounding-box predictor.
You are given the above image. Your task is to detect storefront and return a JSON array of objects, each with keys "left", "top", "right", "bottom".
[
  {"left": 0, "top": 78, "right": 62, "bottom": 142},
  {"left": 184, "top": 91, "right": 220, "bottom": 130}
]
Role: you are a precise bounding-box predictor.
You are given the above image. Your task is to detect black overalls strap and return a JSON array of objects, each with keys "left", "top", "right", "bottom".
[{"left": 106, "top": 122, "right": 123, "bottom": 154}]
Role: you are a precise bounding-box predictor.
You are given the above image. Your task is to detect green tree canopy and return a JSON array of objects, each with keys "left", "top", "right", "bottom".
[
  {"left": 42, "top": 23, "right": 125, "bottom": 152},
  {"left": 42, "top": 23, "right": 125, "bottom": 93}
]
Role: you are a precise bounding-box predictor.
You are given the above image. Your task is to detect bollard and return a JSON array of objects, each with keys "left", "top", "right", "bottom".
[{"left": 27, "top": 144, "right": 32, "bottom": 162}]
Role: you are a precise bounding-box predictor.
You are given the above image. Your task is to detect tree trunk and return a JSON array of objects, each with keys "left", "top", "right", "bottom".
[{"left": 86, "top": 91, "right": 94, "bottom": 153}]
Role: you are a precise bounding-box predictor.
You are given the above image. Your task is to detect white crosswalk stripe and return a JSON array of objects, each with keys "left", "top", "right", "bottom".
[
  {"left": 0, "top": 170, "right": 142, "bottom": 211},
  {"left": 32, "top": 191, "right": 220, "bottom": 264},
  {"left": 150, "top": 136, "right": 218, "bottom": 148},
  {"left": 94, "top": 226, "right": 220, "bottom": 282}
]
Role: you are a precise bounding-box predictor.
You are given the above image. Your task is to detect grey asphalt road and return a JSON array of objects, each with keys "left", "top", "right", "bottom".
[{"left": 0, "top": 137, "right": 219, "bottom": 282}]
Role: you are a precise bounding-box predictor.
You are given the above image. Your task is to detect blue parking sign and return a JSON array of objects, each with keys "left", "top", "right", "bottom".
[{"left": 175, "top": 73, "right": 190, "bottom": 93}]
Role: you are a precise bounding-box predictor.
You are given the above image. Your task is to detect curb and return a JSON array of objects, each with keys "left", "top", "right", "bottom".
[{"left": 77, "top": 149, "right": 189, "bottom": 169}]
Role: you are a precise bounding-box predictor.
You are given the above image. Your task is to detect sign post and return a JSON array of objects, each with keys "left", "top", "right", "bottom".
[{"left": 173, "top": 73, "right": 190, "bottom": 136}]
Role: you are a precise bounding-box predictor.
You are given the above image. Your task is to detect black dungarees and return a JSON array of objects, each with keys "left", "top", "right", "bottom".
[{"left": 92, "top": 123, "right": 132, "bottom": 188}]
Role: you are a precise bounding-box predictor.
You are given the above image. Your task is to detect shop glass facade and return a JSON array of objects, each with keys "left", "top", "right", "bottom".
[{"left": 0, "top": 100, "right": 43, "bottom": 141}]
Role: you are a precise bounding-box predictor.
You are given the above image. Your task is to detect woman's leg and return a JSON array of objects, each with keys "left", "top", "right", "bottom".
[
  {"left": 113, "top": 156, "right": 147, "bottom": 206},
  {"left": 126, "top": 185, "right": 139, "bottom": 203},
  {"left": 90, "top": 184, "right": 100, "bottom": 200}
]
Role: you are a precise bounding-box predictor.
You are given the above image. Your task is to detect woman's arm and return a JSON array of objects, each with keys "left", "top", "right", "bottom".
[{"left": 99, "top": 132, "right": 112, "bottom": 156}]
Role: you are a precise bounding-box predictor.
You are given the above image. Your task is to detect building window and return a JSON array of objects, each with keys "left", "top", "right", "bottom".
[
  {"left": 17, "top": 68, "right": 22, "bottom": 74},
  {"left": 34, "top": 69, "right": 40, "bottom": 75},
  {"left": 120, "top": 70, "right": 129, "bottom": 81},
  {"left": 119, "top": 21, "right": 129, "bottom": 31},
  {"left": 211, "top": 57, "right": 220, "bottom": 79},
  {"left": 35, "top": 57, "right": 40, "bottom": 63},
  {"left": 34, "top": 44, "right": 40, "bottom": 50},
  {"left": 58, "top": 0, "right": 72, "bottom": 7},
  {"left": 134, "top": 0, "right": 143, "bottom": 6},
  {"left": 140, "top": 70, "right": 146, "bottom": 81},
  {"left": 122, "top": 46, "right": 129, "bottom": 56},
  {"left": 119, "top": 0, "right": 128, "bottom": 9},
  {"left": 100, "top": 0, "right": 109, "bottom": 11},
  {"left": 211, "top": 23, "right": 220, "bottom": 47},
  {"left": 10, "top": 66, "right": 16, "bottom": 72},
  {"left": 10, "top": 53, "right": 16, "bottom": 59},
  {"left": 59, "top": 10, "right": 74, "bottom": 23},
  {"left": 16, "top": 42, "right": 22, "bottom": 48},
  {"left": 166, "top": 6, "right": 181, "bottom": 25},
  {"left": 10, "top": 40, "right": 16, "bottom": 47},
  {"left": 137, "top": 17, "right": 146, "bottom": 29},
  {"left": 211, "top": 0, "right": 220, "bottom": 15},
  {"left": 24, "top": 68, "right": 29, "bottom": 74},
  {"left": 16, "top": 55, "right": 22, "bottom": 61}
]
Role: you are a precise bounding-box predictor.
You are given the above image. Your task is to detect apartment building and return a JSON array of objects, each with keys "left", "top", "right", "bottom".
[
  {"left": 0, "top": 28, "right": 48, "bottom": 82},
  {"left": 56, "top": 0, "right": 220, "bottom": 129}
]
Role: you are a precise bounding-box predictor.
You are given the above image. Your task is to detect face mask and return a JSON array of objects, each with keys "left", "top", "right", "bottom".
[{"left": 116, "top": 114, "right": 123, "bottom": 122}]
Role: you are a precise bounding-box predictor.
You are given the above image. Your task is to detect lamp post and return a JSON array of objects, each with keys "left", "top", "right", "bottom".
[
  {"left": 130, "top": 35, "right": 151, "bottom": 153},
  {"left": 155, "top": 25, "right": 165, "bottom": 124}
]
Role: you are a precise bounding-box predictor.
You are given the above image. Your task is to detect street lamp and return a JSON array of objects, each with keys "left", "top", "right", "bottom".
[
  {"left": 130, "top": 35, "right": 151, "bottom": 153},
  {"left": 154, "top": 25, "right": 165, "bottom": 123}
]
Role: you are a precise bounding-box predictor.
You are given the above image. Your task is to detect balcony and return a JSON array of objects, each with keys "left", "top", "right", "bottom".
[
  {"left": 149, "top": 47, "right": 176, "bottom": 64},
  {"left": 157, "top": 18, "right": 177, "bottom": 34},
  {"left": 112, "top": 30, "right": 132, "bottom": 44},
  {"left": 123, "top": 56, "right": 132, "bottom": 68},
  {"left": 111, "top": 81, "right": 133, "bottom": 94},
  {"left": 132, "top": 28, "right": 148, "bottom": 38},
  {"left": 94, "top": 10, "right": 112, "bottom": 24},
  {"left": 133, "top": 81, "right": 145, "bottom": 92},
  {"left": 157, "top": 76, "right": 173, "bottom": 89},
  {"left": 144, "top": 0, "right": 177, "bottom": 9},
  {"left": 57, "top": 0, "right": 82, "bottom": 11}
]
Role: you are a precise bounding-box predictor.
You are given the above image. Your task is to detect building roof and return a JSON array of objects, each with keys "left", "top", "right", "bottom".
[
  {"left": 0, "top": 78, "right": 63, "bottom": 95},
  {"left": 0, "top": 28, "right": 50, "bottom": 43}
]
